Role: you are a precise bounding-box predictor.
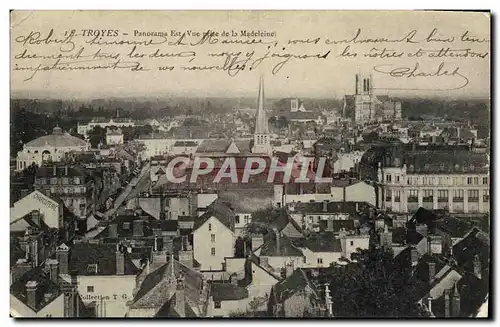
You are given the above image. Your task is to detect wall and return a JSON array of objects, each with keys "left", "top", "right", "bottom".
[
  {"left": 61, "top": 274, "right": 137, "bottom": 317},
  {"left": 266, "top": 256, "right": 303, "bottom": 272},
  {"left": 10, "top": 191, "right": 61, "bottom": 229},
  {"left": 193, "top": 216, "right": 235, "bottom": 271},
  {"left": 340, "top": 235, "right": 370, "bottom": 259},
  {"left": 247, "top": 262, "right": 279, "bottom": 299},
  {"left": 10, "top": 293, "right": 65, "bottom": 317},
  {"left": 301, "top": 248, "right": 342, "bottom": 268},
  {"left": 345, "top": 182, "right": 376, "bottom": 206},
  {"left": 210, "top": 297, "right": 250, "bottom": 317}
]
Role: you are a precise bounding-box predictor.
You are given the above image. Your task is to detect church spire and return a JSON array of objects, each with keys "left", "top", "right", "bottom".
[{"left": 254, "top": 76, "right": 269, "bottom": 134}]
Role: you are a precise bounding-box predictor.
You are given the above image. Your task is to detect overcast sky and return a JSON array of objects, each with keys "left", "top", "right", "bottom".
[{"left": 11, "top": 11, "right": 490, "bottom": 99}]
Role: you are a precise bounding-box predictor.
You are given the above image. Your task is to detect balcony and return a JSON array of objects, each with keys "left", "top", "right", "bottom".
[
  {"left": 453, "top": 197, "right": 464, "bottom": 202},
  {"left": 437, "top": 197, "right": 448, "bottom": 202},
  {"left": 408, "top": 196, "right": 418, "bottom": 203},
  {"left": 483, "top": 195, "right": 490, "bottom": 202},
  {"left": 422, "top": 196, "right": 433, "bottom": 202},
  {"left": 468, "top": 197, "right": 479, "bottom": 203}
]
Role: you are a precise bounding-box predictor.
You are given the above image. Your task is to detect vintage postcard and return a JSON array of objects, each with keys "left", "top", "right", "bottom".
[{"left": 10, "top": 10, "right": 490, "bottom": 318}]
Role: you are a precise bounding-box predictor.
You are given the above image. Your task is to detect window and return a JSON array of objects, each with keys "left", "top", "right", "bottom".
[
  {"left": 214, "top": 301, "right": 221, "bottom": 309},
  {"left": 62, "top": 177, "right": 69, "bottom": 185},
  {"left": 438, "top": 190, "right": 449, "bottom": 201},
  {"left": 303, "top": 257, "right": 306, "bottom": 264},
  {"left": 453, "top": 189, "right": 464, "bottom": 201},
  {"left": 396, "top": 176, "right": 400, "bottom": 183},
  {"left": 385, "top": 189, "right": 392, "bottom": 202},
  {"left": 123, "top": 222, "right": 130, "bottom": 230},
  {"left": 423, "top": 189, "right": 433, "bottom": 201},
  {"left": 483, "top": 190, "right": 489, "bottom": 201},
  {"left": 408, "top": 189, "right": 418, "bottom": 202},
  {"left": 468, "top": 189, "right": 479, "bottom": 202},
  {"left": 483, "top": 177, "right": 488, "bottom": 185},
  {"left": 211, "top": 234, "right": 216, "bottom": 242},
  {"left": 211, "top": 248, "right": 216, "bottom": 256},
  {"left": 235, "top": 215, "right": 240, "bottom": 224},
  {"left": 473, "top": 177, "right": 479, "bottom": 185},
  {"left": 350, "top": 241, "right": 354, "bottom": 246},
  {"left": 208, "top": 223, "right": 212, "bottom": 231},
  {"left": 317, "top": 258, "right": 323, "bottom": 264},
  {"left": 244, "top": 215, "right": 250, "bottom": 224},
  {"left": 87, "top": 286, "right": 95, "bottom": 293},
  {"left": 394, "top": 190, "right": 401, "bottom": 202},
  {"left": 386, "top": 174, "right": 392, "bottom": 183}
]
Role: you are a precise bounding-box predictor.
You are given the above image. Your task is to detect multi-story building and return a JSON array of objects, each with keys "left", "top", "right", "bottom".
[
  {"left": 343, "top": 74, "right": 402, "bottom": 124},
  {"left": 34, "top": 165, "right": 97, "bottom": 220},
  {"left": 369, "top": 144, "right": 490, "bottom": 213}
]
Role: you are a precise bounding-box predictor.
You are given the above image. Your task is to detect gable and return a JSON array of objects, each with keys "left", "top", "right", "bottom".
[
  {"left": 225, "top": 142, "right": 241, "bottom": 154},
  {"left": 193, "top": 216, "right": 233, "bottom": 236},
  {"left": 282, "top": 223, "right": 304, "bottom": 238},
  {"left": 250, "top": 261, "right": 280, "bottom": 286}
]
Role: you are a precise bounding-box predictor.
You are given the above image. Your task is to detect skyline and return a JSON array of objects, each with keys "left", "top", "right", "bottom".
[{"left": 11, "top": 11, "right": 490, "bottom": 99}]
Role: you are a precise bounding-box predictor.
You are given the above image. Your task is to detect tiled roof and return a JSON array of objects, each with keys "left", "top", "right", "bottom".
[
  {"left": 193, "top": 199, "right": 235, "bottom": 232},
  {"left": 301, "top": 233, "right": 342, "bottom": 252},
  {"left": 35, "top": 165, "right": 89, "bottom": 178},
  {"left": 211, "top": 282, "right": 249, "bottom": 301},
  {"left": 452, "top": 227, "right": 490, "bottom": 271},
  {"left": 68, "top": 242, "right": 140, "bottom": 276},
  {"left": 260, "top": 233, "right": 303, "bottom": 257},
  {"left": 273, "top": 268, "right": 317, "bottom": 303},
  {"left": 131, "top": 257, "right": 204, "bottom": 310}
]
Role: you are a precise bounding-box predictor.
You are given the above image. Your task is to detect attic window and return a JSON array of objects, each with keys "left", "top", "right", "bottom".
[
  {"left": 87, "top": 263, "right": 98, "bottom": 274},
  {"left": 409, "top": 164, "right": 414, "bottom": 170}
]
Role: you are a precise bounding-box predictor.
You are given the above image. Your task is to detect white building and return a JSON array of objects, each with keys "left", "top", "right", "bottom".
[
  {"left": 106, "top": 128, "right": 124, "bottom": 145},
  {"left": 376, "top": 149, "right": 490, "bottom": 213},
  {"left": 77, "top": 118, "right": 135, "bottom": 137},
  {"left": 16, "top": 127, "right": 89, "bottom": 171}
]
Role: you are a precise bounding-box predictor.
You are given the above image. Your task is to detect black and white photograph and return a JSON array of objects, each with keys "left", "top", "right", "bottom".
[{"left": 9, "top": 10, "right": 490, "bottom": 318}]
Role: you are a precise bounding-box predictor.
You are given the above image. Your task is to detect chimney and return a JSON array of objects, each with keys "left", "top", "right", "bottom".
[
  {"left": 410, "top": 248, "right": 418, "bottom": 267},
  {"left": 251, "top": 235, "right": 264, "bottom": 251},
  {"left": 230, "top": 273, "right": 238, "bottom": 286},
  {"left": 452, "top": 283, "right": 461, "bottom": 317},
  {"left": 31, "top": 210, "right": 41, "bottom": 228},
  {"left": 473, "top": 254, "right": 482, "bottom": 279},
  {"left": 427, "top": 297, "right": 433, "bottom": 314},
  {"left": 285, "top": 261, "right": 294, "bottom": 278},
  {"left": 26, "top": 281, "right": 39, "bottom": 309},
  {"left": 47, "top": 259, "right": 59, "bottom": 283},
  {"left": 327, "top": 219, "right": 333, "bottom": 232},
  {"left": 322, "top": 200, "right": 328, "bottom": 212},
  {"left": 175, "top": 274, "right": 186, "bottom": 317},
  {"left": 133, "top": 220, "right": 144, "bottom": 237},
  {"left": 53, "top": 165, "right": 57, "bottom": 176},
  {"left": 324, "top": 283, "right": 333, "bottom": 317},
  {"left": 273, "top": 228, "right": 281, "bottom": 255},
  {"left": 108, "top": 223, "right": 118, "bottom": 238},
  {"left": 116, "top": 244, "right": 125, "bottom": 275},
  {"left": 444, "top": 289, "right": 450, "bottom": 317},
  {"left": 178, "top": 244, "right": 194, "bottom": 268},
  {"left": 65, "top": 165, "right": 69, "bottom": 176},
  {"left": 56, "top": 244, "right": 70, "bottom": 275},
  {"left": 428, "top": 262, "right": 436, "bottom": 284}
]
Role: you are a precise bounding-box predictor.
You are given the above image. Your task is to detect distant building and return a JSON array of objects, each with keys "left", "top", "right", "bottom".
[
  {"left": 16, "top": 127, "right": 89, "bottom": 171},
  {"left": 106, "top": 128, "right": 124, "bottom": 145},
  {"left": 77, "top": 118, "right": 135, "bottom": 137},
  {"left": 343, "top": 74, "right": 402, "bottom": 124},
  {"left": 34, "top": 164, "right": 97, "bottom": 220},
  {"left": 363, "top": 144, "right": 490, "bottom": 213},
  {"left": 252, "top": 77, "right": 272, "bottom": 154}
]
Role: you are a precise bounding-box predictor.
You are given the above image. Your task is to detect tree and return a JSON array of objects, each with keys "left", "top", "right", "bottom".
[
  {"left": 87, "top": 126, "right": 106, "bottom": 148},
  {"left": 328, "top": 246, "right": 425, "bottom": 317}
]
